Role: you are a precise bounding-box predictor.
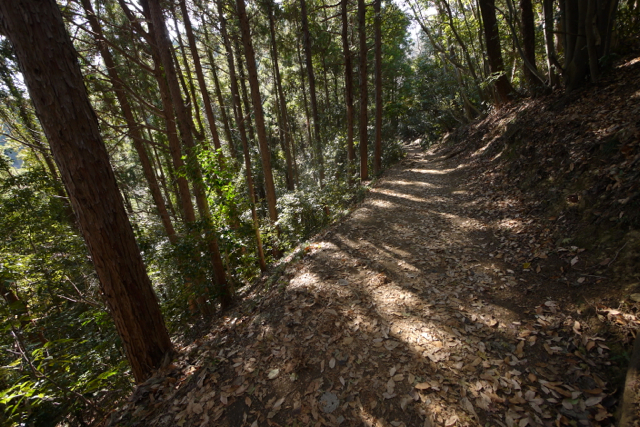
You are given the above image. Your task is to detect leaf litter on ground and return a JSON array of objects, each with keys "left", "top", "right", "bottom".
[{"left": 104, "top": 56, "right": 640, "bottom": 427}]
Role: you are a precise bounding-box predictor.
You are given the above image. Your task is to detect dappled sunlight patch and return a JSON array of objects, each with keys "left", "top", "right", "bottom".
[
  {"left": 111, "top": 142, "right": 620, "bottom": 427},
  {"left": 407, "top": 167, "right": 456, "bottom": 175}
]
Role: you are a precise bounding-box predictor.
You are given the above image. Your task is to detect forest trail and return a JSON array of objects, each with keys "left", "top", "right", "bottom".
[{"left": 113, "top": 142, "right": 620, "bottom": 427}]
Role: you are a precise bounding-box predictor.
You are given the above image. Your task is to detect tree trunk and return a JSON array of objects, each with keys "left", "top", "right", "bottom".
[
  {"left": 0, "top": 0, "right": 172, "bottom": 383},
  {"left": 179, "top": 0, "right": 224, "bottom": 155},
  {"left": 295, "top": 41, "right": 314, "bottom": 166},
  {"left": 358, "top": 0, "right": 369, "bottom": 181},
  {"left": 300, "top": 0, "right": 325, "bottom": 187},
  {"left": 145, "top": 0, "right": 231, "bottom": 308},
  {"left": 80, "top": 0, "right": 177, "bottom": 245},
  {"left": 236, "top": 0, "right": 280, "bottom": 232},
  {"left": 562, "top": 0, "right": 618, "bottom": 90},
  {"left": 218, "top": 0, "right": 266, "bottom": 271},
  {"left": 373, "top": 0, "right": 382, "bottom": 175},
  {"left": 543, "top": 0, "right": 559, "bottom": 86},
  {"left": 267, "top": 0, "right": 295, "bottom": 191},
  {"left": 234, "top": 38, "right": 257, "bottom": 146},
  {"left": 202, "top": 25, "right": 237, "bottom": 159},
  {"left": 341, "top": 0, "right": 356, "bottom": 185},
  {"left": 478, "top": 0, "right": 514, "bottom": 104},
  {"left": 520, "top": 0, "right": 539, "bottom": 92}
]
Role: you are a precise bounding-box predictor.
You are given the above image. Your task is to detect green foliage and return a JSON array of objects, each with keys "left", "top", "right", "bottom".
[{"left": 0, "top": 167, "right": 133, "bottom": 426}]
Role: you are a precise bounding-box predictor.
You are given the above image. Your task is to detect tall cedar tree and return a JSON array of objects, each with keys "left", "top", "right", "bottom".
[
  {"left": 373, "top": 0, "right": 382, "bottom": 174},
  {"left": 217, "top": 0, "right": 267, "bottom": 271},
  {"left": 266, "top": 0, "right": 295, "bottom": 191},
  {"left": 300, "top": 0, "right": 325, "bottom": 186},
  {"left": 79, "top": 0, "right": 178, "bottom": 245},
  {"left": 520, "top": 0, "right": 539, "bottom": 92},
  {"left": 358, "top": 0, "right": 369, "bottom": 181},
  {"left": 478, "top": 0, "right": 514, "bottom": 104},
  {"left": 0, "top": 0, "right": 172, "bottom": 383},
  {"left": 341, "top": 0, "right": 356, "bottom": 184},
  {"left": 144, "top": 0, "right": 232, "bottom": 308}
]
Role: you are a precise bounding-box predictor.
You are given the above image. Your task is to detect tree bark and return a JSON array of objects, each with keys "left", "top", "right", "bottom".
[
  {"left": 520, "top": 0, "right": 539, "bottom": 91},
  {"left": 236, "top": 0, "right": 279, "bottom": 230},
  {"left": 145, "top": 0, "right": 231, "bottom": 308},
  {"left": 267, "top": 0, "right": 295, "bottom": 191},
  {"left": 234, "top": 38, "right": 257, "bottom": 146},
  {"left": 218, "top": 0, "right": 266, "bottom": 271},
  {"left": 478, "top": 0, "right": 514, "bottom": 104},
  {"left": 373, "top": 0, "right": 382, "bottom": 174},
  {"left": 341, "top": 0, "right": 356, "bottom": 185},
  {"left": 0, "top": 0, "right": 172, "bottom": 383},
  {"left": 202, "top": 25, "right": 237, "bottom": 160},
  {"left": 179, "top": 0, "right": 224, "bottom": 154},
  {"left": 80, "top": 0, "right": 177, "bottom": 245},
  {"left": 358, "top": 0, "right": 369, "bottom": 181},
  {"left": 300, "top": 0, "right": 325, "bottom": 187},
  {"left": 543, "top": 0, "right": 559, "bottom": 86}
]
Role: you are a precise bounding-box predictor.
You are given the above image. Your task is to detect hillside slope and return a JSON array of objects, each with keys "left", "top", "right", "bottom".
[
  {"left": 103, "top": 55, "right": 640, "bottom": 427},
  {"left": 437, "top": 54, "right": 640, "bottom": 300}
]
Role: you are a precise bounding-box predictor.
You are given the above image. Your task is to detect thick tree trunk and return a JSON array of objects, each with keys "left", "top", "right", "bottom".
[
  {"left": 373, "top": 0, "right": 382, "bottom": 175},
  {"left": 0, "top": 0, "right": 172, "bottom": 383},
  {"left": 300, "top": 0, "right": 325, "bottom": 187},
  {"left": 478, "top": 0, "right": 514, "bottom": 104},
  {"left": 341, "top": 0, "right": 356, "bottom": 185},
  {"left": 358, "top": 0, "right": 369, "bottom": 181}
]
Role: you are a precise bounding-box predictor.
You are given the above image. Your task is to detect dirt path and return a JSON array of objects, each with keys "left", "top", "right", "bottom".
[{"left": 112, "top": 142, "right": 620, "bottom": 427}]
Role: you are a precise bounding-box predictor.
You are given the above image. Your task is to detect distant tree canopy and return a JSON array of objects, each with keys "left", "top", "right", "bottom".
[{"left": 0, "top": 0, "right": 636, "bottom": 424}]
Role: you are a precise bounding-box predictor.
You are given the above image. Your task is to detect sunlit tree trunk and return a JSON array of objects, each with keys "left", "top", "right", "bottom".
[
  {"left": 80, "top": 0, "right": 177, "bottom": 245},
  {"left": 0, "top": 0, "right": 173, "bottom": 383},
  {"left": 202, "top": 26, "right": 237, "bottom": 159},
  {"left": 179, "top": 0, "right": 225, "bottom": 156}
]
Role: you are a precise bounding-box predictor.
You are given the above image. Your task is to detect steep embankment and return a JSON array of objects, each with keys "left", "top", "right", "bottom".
[{"left": 103, "top": 55, "right": 639, "bottom": 427}]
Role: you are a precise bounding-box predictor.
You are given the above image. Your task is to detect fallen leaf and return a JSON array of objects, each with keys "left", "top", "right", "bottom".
[{"left": 268, "top": 369, "right": 280, "bottom": 380}]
